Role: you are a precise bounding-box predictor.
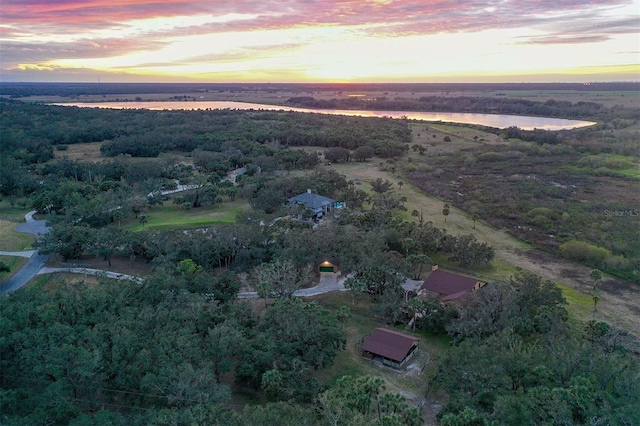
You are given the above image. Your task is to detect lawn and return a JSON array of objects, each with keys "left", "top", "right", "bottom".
[
  {"left": 0, "top": 219, "right": 35, "bottom": 251},
  {"left": 125, "top": 199, "right": 250, "bottom": 231},
  {"left": 0, "top": 201, "right": 31, "bottom": 222},
  {"left": 558, "top": 283, "right": 598, "bottom": 322}
]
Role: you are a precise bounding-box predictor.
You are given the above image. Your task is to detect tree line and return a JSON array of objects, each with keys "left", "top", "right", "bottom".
[{"left": 0, "top": 99, "right": 410, "bottom": 164}]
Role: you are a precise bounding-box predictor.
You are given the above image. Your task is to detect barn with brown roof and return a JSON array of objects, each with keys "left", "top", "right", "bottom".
[
  {"left": 419, "top": 266, "right": 486, "bottom": 302},
  {"left": 361, "top": 328, "right": 419, "bottom": 369}
]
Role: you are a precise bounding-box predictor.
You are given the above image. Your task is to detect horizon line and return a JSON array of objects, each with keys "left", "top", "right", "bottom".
[{"left": 2, "top": 80, "right": 639, "bottom": 85}]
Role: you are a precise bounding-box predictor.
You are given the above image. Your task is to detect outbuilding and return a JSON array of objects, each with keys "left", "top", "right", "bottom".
[
  {"left": 361, "top": 328, "right": 419, "bottom": 369},
  {"left": 318, "top": 260, "right": 339, "bottom": 273}
]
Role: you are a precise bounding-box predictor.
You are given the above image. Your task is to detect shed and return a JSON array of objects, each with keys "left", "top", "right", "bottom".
[
  {"left": 361, "top": 328, "right": 419, "bottom": 369},
  {"left": 318, "top": 260, "right": 339, "bottom": 273}
]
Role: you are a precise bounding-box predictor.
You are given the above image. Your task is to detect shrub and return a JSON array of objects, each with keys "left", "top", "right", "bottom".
[
  {"left": 463, "top": 155, "right": 476, "bottom": 166},
  {"left": 163, "top": 181, "right": 178, "bottom": 190},
  {"left": 527, "top": 207, "right": 559, "bottom": 220},
  {"left": 578, "top": 155, "right": 634, "bottom": 170},
  {"left": 593, "top": 167, "right": 624, "bottom": 178},
  {"left": 503, "top": 150, "right": 525, "bottom": 159},
  {"left": 605, "top": 255, "right": 630, "bottom": 271},
  {"left": 560, "top": 240, "right": 611, "bottom": 267},
  {"left": 603, "top": 157, "right": 634, "bottom": 170},
  {"left": 478, "top": 152, "right": 507, "bottom": 162},
  {"left": 403, "top": 163, "right": 417, "bottom": 172}
]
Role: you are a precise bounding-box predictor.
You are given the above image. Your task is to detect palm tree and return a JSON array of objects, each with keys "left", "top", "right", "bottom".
[
  {"left": 590, "top": 269, "right": 602, "bottom": 290},
  {"left": 335, "top": 306, "right": 351, "bottom": 331},
  {"left": 113, "top": 209, "right": 123, "bottom": 228}
]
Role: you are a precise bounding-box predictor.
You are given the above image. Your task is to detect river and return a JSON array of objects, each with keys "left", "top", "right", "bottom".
[{"left": 57, "top": 101, "right": 595, "bottom": 131}]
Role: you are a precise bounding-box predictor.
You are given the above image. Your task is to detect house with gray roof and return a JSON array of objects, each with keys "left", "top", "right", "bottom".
[
  {"left": 225, "top": 167, "right": 247, "bottom": 183},
  {"left": 288, "top": 189, "right": 338, "bottom": 220}
]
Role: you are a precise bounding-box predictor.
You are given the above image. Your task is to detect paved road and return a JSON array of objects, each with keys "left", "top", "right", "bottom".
[
  {"left": 1, "top": 252, "right": 51, "bottom": 294},
  {"left": 0, "top": 250, "right": 35, "bottom": 258},
  {"left": 238, "top": 273, "right": 350, "bottom": 299},
  {"left": 0, "top": 211, "right": 51, "bottom": 294},
  {"left": 237, "top": 274, "right": 423, "bottom": 299},
  {"left": 14, "top": 211, "right": 49, "bottom": 237}
]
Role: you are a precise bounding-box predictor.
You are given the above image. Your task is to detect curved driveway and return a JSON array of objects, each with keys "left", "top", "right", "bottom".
[{"left": 0, "top": 211, "right": 51, "bottom": 294}]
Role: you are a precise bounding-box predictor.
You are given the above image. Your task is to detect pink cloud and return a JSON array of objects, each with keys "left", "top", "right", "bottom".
[
  {"left": 3, "top": 0, "right": 633, "bottom": 32},
  {"left": 2, "top": 0, "right": 637, "bottom": 71}
]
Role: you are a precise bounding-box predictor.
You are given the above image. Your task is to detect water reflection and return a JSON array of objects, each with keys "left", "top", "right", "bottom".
[{"left": 57, "top": 101, "right": 596, "bottom": 131}]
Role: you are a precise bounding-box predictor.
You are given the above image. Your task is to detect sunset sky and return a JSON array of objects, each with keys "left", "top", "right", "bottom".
[{"left": 1, "top": 0, "right": 639, "bottom": 83}]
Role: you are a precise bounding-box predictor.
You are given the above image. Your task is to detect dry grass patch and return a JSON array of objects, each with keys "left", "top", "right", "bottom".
[{"left": 53, "top": 142, "right": 104, "bottom": 162}]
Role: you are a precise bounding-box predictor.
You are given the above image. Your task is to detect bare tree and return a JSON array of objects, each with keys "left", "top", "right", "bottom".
[{"left": 255, "top": 259, "right": 311, "bottom": 299}]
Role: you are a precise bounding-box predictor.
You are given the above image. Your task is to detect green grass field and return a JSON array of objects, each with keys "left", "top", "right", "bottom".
[
  {"left": 558, "top": 283, "right": 597, "bottom": 319},
  {"left": 0, "top": 201, "right": 31, "bottom": 222},
  {"left": 0, "top": 219, "right": 35, "bottom": 251},
  {"left": 125, "top": 199, "right": 250, "bottom": 231}
]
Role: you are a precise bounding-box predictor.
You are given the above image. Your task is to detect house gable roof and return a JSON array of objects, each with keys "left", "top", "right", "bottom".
[
  {"left": 420, "top": 269, "right": 482, "bottom": 299},
  {"left": 288, "top": 192, "right": 336, "bottom": 209},
  {"left": 361, "top": 328, "right": 418, "bottom": 362}
]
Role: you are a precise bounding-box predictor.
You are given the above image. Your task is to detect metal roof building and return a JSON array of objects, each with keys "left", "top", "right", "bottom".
[{"left": 361, "top": 328, "right": 419, "bottom": 369}]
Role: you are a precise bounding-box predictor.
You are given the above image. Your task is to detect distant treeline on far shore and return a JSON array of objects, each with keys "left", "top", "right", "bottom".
[{"left": 1, "top": 81, "right": 639, "bottom": 98}]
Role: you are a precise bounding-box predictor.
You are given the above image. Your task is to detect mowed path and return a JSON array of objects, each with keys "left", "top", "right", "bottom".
[{"left": 326, "top": 161, "right": 640, "bottom": 338}]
